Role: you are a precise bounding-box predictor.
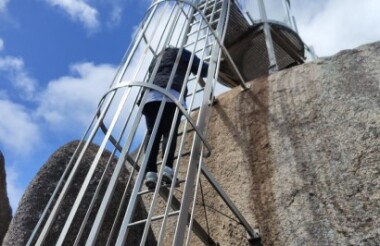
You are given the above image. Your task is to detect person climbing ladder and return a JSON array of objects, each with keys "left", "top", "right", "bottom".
[{"left": 141, "top": 47, "right": 208, "bottom": 189}]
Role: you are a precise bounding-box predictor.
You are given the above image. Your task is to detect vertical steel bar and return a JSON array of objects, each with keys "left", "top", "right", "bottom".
[
  {"left": 185, "top": 153, "right": 204, "bottom": 245},
  {"left": 172, "top": 0, "right": 227, "bottom": 243},
  {"left": 157, "top": 1, "right": 212, "bottom": 243},
  {"left": 139, "top": 4, "right": 200, "bottom": 245},
  {"left": 113, "top": 3, "right": 188, "bottom": 245},
  {"left": 257, "top": 0, "right": 278, "bottom": 72}
]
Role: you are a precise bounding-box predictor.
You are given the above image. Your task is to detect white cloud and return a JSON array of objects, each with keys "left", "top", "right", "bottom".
[
  {"left": 293, "top": 0, "right": 380, "bottom": 56},
  {"left": 0, "top": 0, "right": 10, "bottom": 12},
  {"left": 44, "top": 0, "right": 99, "bottom": 31},
  {"left": 0, "top": 99, "right": 41, "bottom": 154},
  {"left": 37, "top": 62, "right": 116, "bottom": 131},
  {"left": 0, "top": 55, "right": 37, "bottom": 99},
  {"left": 107, "top": 5, "right": 122, "bottom": 28}
]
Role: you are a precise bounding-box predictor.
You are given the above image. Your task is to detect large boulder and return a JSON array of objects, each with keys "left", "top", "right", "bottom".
[
  {"left": 3, "top": 140, "right": 156, "bottom": 245},
  {"left": 0, "top": 151, "right": 12, "bottom": 244},
  {"left": 202, "top": 41, "right": 380, "bottom": 245}
]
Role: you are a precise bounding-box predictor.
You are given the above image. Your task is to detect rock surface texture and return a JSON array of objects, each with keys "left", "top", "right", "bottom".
[
  {"left": 0, "top": 151, "right": 12, "bottom": 244},
  {"left": 201, "top": 41, "right": 380, "bottom": 245},
  {"left": 3, "top": 41, "right": 380, "bottom": 246},
  {"left": 3, "top": 141, "right": 156, "bottom": 245}
]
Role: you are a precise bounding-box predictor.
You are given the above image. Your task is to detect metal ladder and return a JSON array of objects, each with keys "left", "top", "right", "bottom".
[{"left": 26, "top": 0, "right": 257, "bottom": 245}]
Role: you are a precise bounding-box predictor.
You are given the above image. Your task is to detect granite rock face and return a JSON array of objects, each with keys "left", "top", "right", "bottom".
[
  {"left": 0, "top": 151, "right": 12, "bottom": 244},
  {"left": 201, "top": 41, "right": 380, "bottom": 245},
  {"left": 3, "top": 141, "right": 156, "bottom": 245},
  {"left": 4, "top": 41, "right": 380, "bottom": 245}
]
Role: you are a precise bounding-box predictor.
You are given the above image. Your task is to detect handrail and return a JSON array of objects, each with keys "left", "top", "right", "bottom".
[{"left": 97, "top": 80, "right": 212, "bottom": 157}]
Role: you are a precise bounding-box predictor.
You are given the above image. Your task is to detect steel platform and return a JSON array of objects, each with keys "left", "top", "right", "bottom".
[{"left": 217, "top": 2, "right": 306, "bottom": 87}]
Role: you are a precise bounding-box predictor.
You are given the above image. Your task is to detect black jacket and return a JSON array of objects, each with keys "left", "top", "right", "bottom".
[{"left": 148, "top": 48, "right": 208, "bottom": 93}]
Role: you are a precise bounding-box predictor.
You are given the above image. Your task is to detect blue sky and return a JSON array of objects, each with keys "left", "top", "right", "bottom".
[{"left": 1, "top": 0, "right": 380, "bottom": 212}]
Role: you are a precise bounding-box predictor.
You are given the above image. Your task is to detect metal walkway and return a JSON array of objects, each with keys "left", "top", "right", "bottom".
[{"left": 26, "top": 0, "right": 309, "bottom": 245}]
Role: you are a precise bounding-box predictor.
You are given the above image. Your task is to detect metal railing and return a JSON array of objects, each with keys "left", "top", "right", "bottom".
[{"left": 27, "top": 0, "right": 257, "bottom": 246}]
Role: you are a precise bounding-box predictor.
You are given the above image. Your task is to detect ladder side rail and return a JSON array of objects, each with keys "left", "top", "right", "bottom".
[
  {"left": 111, "top": 4, "right": 191, "bottom": 245},
  {"left": 200, "top": 1, "right": 258, "bottom": 240},
  {"left": 172, "top": 0, "right": 229, "bottom": 243},
  {"left": 185, "top": 151, "right": 205, "bottom": 245},
  {"left": 184, "top": 2, "right": 227, "bottom": 240},
  {"left": 200, "top": 0, "right": 248, "bottom": 89},
  {"left": 156, "top": 2, "right": 216, "bottom": 243},
  {"left": 142, "top": 3, "right": 202, "bottom": 243},
  {"left": 138, "top": 3, "right": 215, "bottom": 242},
  {"left": 155, "top": 40, "right": 213, "bottom": 244},
  {"left": 138, "top": 3, "right": 200, "bottom": 245},
  {"left": 174, "top": 5, "right": 194, "bottom": 48},
  {"left": 184, "top": 1, "right": 223, "bottom": 241}
]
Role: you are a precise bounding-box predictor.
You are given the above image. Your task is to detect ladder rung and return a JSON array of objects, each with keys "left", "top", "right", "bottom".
[
  {"left": 184, "top": 43, "right": 214, "bottom": 53},
  {"left": 203, "top": 55, "right": 212, "bottom": 61},
  {"left": 194, "top": 7, "right": 222, "bottom": 20},
  {"left": 198, "top": 3, "right": 222, "bottom": 13},
  {"left": 127, "top": 210, "right": 180, "bottom": 227},
  {"left": 186, "top": 87, "right": 204, "bottom": 98},
  {"left": 187, "top": 29, "right": 213, "bottom": 39},
  {"left": 138, "top": 180, "right": 185, "bottom": 195},
  {"left": 184, "top": 38, "right": 214, "bottom": 49},
  {"left": 207, "top": 8, "right": 222, "bottom": 17},
  {"left": 190, "top": 17, "right": 219, "bottom": 28},
  {"left": 178, "top": 127, "right": 195, "bottom": 137},
  {"left": 209, "top": 19, "right": 219, "bottom": 25},
  {"left": 156, "top": 151, "right": 191, "bottom": 165},
  {"left": 190, "top": 20, "right": 202, "bottom": 26},
  {"left": 188, "top": 24, "right": 211, "bottom": 36}
]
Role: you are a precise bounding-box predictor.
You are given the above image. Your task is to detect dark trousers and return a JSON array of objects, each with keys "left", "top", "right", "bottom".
[{"left": 143, "top": 101, "right": 182, "bottom": 173}]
